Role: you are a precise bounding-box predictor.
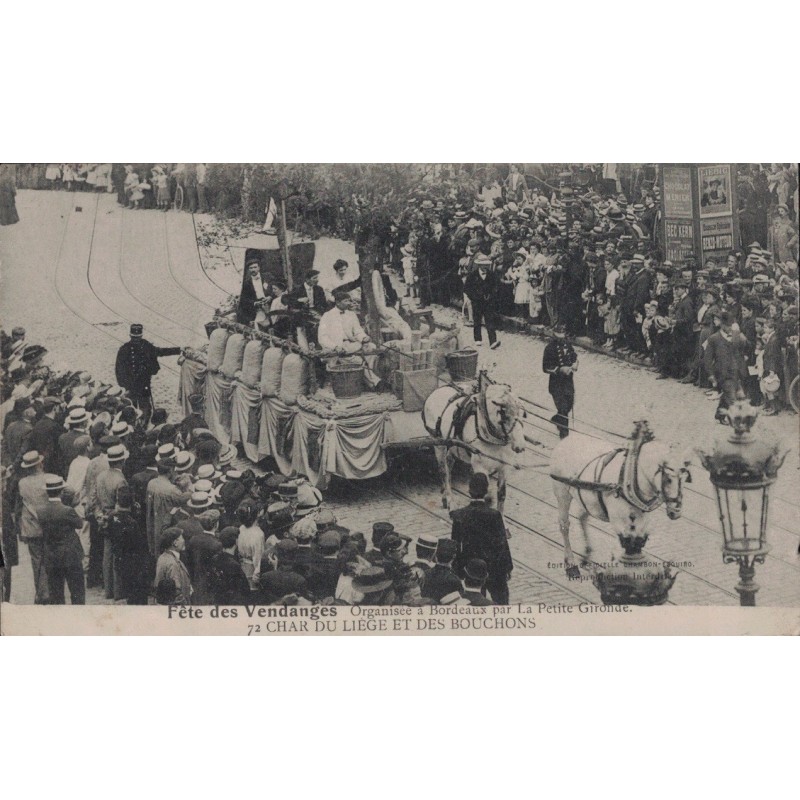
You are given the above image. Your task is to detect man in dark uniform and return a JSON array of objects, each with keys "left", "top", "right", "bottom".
[
  {"left": 450, "top": 473, "right": 513, "bottom": 604},
  {"left": 542, "top": 324, "right": 578, "bottom": 438},
  {"left": 115, "top": 324, "right": 181, "bottom": 425}
]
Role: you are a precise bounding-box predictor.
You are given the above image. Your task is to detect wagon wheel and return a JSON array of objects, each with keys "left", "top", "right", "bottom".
[
  {"left": 173, "top": 184, "right": 184, "bottom": 211},
  {"left": 790, "top": 375, "right": 799, "bottom": 413}
]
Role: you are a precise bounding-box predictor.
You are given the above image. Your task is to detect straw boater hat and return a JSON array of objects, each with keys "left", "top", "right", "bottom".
[
  {"left": 107, "top": 444, "right": 129, "bottom": 465},
  {"left": 216, "top": 443, "right": 237, "bottom": 467},
  {"left": 173, "top": 451, "right": 196, "bottom": 473},
  {"left": 187, "top": 491, "right": 213, "bottom": 511},
  {"left": 110, "top": 421, "right": 132, "bottom": 439},
  {"left": 20, "top": 450, "right": 44, "bottom": 469},
  {"left": 67, "top": 407, "right": 91, "bottom": 427},
  {"left": 156, "top": 443, "right": 178, "bottom": 463},
  {"left": 195, "top": 464, "right": 221, "bottom": 482},
  {"left": 219, "top": 469, "right": 242, "bottom": 484},
  {"left": 192, "top": 479, "right": 214, "bottom": 494}
]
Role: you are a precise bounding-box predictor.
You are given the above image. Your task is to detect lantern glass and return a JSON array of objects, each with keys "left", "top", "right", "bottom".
[{"left": 713, "top": 483, "right": 770, "bottom": 555}]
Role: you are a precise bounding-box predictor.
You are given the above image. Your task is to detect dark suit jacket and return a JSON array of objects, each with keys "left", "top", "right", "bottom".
[
  {"left": 288, "top": 282, "right": 328, "bottom": 314},
  {"left": 423, "top": 563, "right": 464, "bottom": 603},
  {"left": 37, "top": 501, "right": 83, "bottom": 547},
  {"left": 210, "top": 550, "right": 251, "bottom": 605},
  {"left": 450, "top": 500, "right": 513, "bottom": 579},
  {"left": 704, "top": 331, "right": 748, "bottom": 384},
  {"left": 672, "top": 294, "right": 695, "bottom": 337},
  {"left": 464, "top": 269, "right": 499, "bottom": 306},
  {"left": 58, "top": 429, "right": 85, "bottom": 476},
  {"left": 29, "top": 416, "right": 62, "bottom": 474}
]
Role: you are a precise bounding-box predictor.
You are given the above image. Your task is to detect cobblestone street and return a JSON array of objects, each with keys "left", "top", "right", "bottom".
[{"left": 2, "top": 190, "right": 798, "bottom": 607}]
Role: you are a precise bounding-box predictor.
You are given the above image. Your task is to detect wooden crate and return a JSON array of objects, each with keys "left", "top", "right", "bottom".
[{"left": 392, "top": 367, "right": 438, "bottom": 412}]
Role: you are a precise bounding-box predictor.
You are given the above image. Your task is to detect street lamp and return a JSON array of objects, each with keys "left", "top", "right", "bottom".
[{"left": 697, "top": 399, "right": 789, "bottom": 606}]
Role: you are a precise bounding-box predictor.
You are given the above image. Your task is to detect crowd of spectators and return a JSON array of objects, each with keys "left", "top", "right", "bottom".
[
  {"left": 1, "top": 328, "right": 511, "bottom": 608},
  {"left": 37, "top": 163, "right": 210, "bottom": 213},
  {"left": 371, "top": 164, "right": 798, "bottom": 415}
]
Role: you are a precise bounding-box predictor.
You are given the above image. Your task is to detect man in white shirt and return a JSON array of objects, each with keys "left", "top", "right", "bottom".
[{"left": 317, "top": 290, "right": 380, "bottom": 388}]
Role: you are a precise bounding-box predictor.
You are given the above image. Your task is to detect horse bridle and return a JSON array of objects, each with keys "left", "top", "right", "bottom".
[
  {"left": 492, "top": 396, "right": 525, "bottom": 440},
  {"left": 656, "top": 463, "right": 687, "bottom": 509}
]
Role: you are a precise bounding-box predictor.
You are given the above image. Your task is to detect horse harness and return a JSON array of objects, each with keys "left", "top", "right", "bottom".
[
  {"left": 551, "top": 429, "right": 665, "bottom": 522},
  {"left": 431, "top": 390, "right": 510, "bottom": 447}
]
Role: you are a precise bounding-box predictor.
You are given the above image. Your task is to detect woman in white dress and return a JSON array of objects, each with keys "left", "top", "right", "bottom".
[{"left": 45, "top": 164, "right": 62, "bottom": 187}]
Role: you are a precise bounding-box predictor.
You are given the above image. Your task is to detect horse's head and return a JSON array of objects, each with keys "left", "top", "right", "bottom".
[
  {"left": 656, "top": 447, "right": 694, "bottom": 520},
  {"left": 484, "top": 383, "right": 526, "bottom": 453}
]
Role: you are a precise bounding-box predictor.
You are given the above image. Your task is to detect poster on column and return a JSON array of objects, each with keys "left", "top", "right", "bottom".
[
  {"left": 697, "top": 164, "right": 733, "bottom": 218},
  {"left": 700, "top": 216, "right": 736, "bottom": 266}
]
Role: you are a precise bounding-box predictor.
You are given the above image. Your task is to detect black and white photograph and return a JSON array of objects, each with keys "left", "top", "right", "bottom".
[{"left": 1, "top": 162, "right": 798, "bottom": 635}]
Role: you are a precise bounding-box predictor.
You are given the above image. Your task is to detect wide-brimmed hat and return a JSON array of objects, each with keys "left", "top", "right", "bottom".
[
  {"left": 352, "top": 567, "right": 393, "bottom": 595},
  {"left": 20, "top": 450, "right": 44, "bottom": 469}
]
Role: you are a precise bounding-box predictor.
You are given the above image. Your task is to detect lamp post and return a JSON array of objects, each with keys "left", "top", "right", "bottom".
[{"left": 697, "top": 399, "right": 788, "bottom": 606}]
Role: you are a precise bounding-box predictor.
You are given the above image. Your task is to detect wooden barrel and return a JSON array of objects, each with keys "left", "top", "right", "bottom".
[
  {"left": 327, "top": 363, "right": 364, "bottom": 399},
  {"left": 446, "top": 349, "right": 479, "bottom": 382}
]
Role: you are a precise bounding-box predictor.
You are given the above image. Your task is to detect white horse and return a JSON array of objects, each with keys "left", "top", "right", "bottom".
[
  {"left": 549, "top": 422, "right": 691, "bottom": 578},
  {"left": 422, "top": 373, "right": 526, "bottom": 516}
]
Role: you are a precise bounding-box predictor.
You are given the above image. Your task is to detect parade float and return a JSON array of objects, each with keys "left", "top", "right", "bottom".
[{"left": 178, "top": 196, "right": 474, "bottom": 488}]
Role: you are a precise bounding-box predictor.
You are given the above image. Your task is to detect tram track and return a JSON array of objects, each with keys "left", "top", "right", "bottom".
[
  {"left": 382, "top": 483, "right": 602, "bottom": 606},
  {"left": 49, "top": 194, "right": 181, "bottom": 378},
  {"left": 509, "top": 401, "right": 800, "bottom": 548}
]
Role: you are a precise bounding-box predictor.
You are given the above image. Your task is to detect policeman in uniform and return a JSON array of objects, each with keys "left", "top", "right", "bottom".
[
  {"left": 542, "top": 323, "right": 578, "bottom": 438},
  {"left": 115, "top": 324, "right": 181, "bottom": 425}
]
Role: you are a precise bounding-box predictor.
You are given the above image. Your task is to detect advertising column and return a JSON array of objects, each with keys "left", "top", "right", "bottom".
[
  {"left": 661, "top": 165, "right": 696, "bottom": 264},
  {"left": 697, "top": 164, "right": 739, "bottom": 268}
]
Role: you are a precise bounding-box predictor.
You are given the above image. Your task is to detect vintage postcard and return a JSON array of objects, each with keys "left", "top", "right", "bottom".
[{"left": 1, "top": 162, "right": 798, "bottom": 635}]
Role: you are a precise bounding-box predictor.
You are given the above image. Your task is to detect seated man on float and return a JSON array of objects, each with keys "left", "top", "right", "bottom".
[
  {"left": 317, "top": 289, "right": 380, "bottom": 389},
  {"left": 238, "top": 261, "right": 272, "bottom": 329},
  {"left": 287, "top": 270, "right": 329, "bottom": 347}
]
